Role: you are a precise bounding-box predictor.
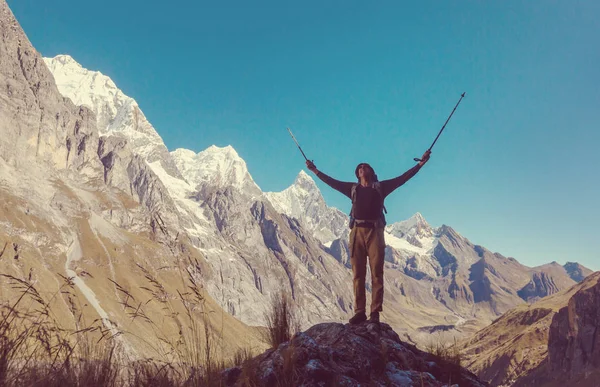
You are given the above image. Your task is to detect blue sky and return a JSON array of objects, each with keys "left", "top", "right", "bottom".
[{"left": 8, "top": 0, "right": 599, "bottom": 270}]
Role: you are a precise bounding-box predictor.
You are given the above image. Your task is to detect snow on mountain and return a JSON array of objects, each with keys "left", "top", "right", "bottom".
[
  {"left": 386, "top": 212, "right": 437, "bottom": 251},
  {"left": 387, "top": 212, "right": 433, "bottom": 238},
  {"left": 385, "top": 232, "right": 434, "bottom": 256},
  {"left": 383, "top": 213, "right": 440, "bottom": 280},
  {"left": 264, "top": 172, "right": 448, "bottom": 285},
  {"left": 44, "top": 55, "right": 181, "bottom": 177},
  {"left": 170, "top": 145, "right": 261, "bottom": 196},
  {"left": 44, "top": 53, "right": 437, "bottom": 257},
  {"left": 265, "top": 170, "right": 349, "bottom": 243},
  {"left": 39, "top": 52, "right": 528, "bottom": 336},
  {"left": 39, "top": 51, "right": 594, "bottom": 347},
  {"left": 44, "top": 54, "right": 351, "bottom": 329},
  {"left": 2, "top": 0, "right": 594, "bottom": 364},
  {"left": 265, "top": 172, "right": 438, "bottom": 255}
]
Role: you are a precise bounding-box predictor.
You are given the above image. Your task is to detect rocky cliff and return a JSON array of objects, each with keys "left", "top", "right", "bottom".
[{"left": 461, "top": 272, "right": 600, "bottom": 386}]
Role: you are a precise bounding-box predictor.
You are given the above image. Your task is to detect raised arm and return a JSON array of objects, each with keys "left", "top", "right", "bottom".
[
  {"left": 380, "top": 150, "right": 431, "bottom": 197},
  {"left": 306, "top": 160, "right": 354, "bottom": 198}
]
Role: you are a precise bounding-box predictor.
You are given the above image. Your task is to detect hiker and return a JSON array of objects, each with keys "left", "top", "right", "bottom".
[{"left": 305, "top": 150, "right": 431, "bottom": 324}]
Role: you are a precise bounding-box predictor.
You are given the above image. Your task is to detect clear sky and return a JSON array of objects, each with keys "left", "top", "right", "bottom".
[{"left": 8, "top": 0, "right": 599, "bottom": 270}]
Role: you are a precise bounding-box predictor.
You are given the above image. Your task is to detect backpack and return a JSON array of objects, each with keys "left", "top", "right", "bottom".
[{"left": 349, "top": 182, "right": 387, "bottom": 229}]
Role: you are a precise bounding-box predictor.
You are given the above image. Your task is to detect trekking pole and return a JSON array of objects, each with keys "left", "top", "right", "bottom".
[
  {"left": 287, "top": 127, "right": 311, "bottom": 162},
  {"left": 414, "top": 92, "right": 466, "bottom": 162}
]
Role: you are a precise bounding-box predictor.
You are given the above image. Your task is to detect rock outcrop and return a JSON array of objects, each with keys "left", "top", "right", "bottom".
[
  {"left": 0, "top": 0, "right": 102, "bottom": 176},
  {"left": 224, "top": 322, "right": 487, "bottom": 387},
  {"left": 547, "top": 275, "right": 600, "bottom": 380}
]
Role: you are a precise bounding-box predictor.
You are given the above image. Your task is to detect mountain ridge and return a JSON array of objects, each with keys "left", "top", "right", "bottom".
[
  {"left": 0, "top": 0, "right": 592, "bottom": 364},
  {"left": 34, "top": 52, "right": 597, "bottom": 341}
]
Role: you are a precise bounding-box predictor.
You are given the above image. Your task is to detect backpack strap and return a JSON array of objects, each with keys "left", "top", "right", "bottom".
[
  {"left": 350, "top": 184, "right": 358, "bottom": 209},
  {"left": 372, "top": 182, "right": 387, "bottom": 214},
  {"left": 349, "top": 183, "right": 358, "bottom": 229}
]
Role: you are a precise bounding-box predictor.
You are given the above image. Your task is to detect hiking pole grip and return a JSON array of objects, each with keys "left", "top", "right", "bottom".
[{"left": 414, "top": 147, "right": 432, "bottom": 162}]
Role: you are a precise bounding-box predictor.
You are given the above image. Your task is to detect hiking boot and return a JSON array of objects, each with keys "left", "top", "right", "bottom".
[
  {"left": 368, "top": 312, "right": 380, "bottom": 324},
  {"left": 349, "top": 312, "right": 367, "bottom": 325}
]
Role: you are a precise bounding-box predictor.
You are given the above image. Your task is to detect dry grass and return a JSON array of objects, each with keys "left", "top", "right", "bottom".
[
  {"left": 0, "top": 263, "right": 260, "bottom": 387},
  {"left": 264, "top": 288, "right": 300, "bottom": 349},
  {"left": 0, "top": 273, "right": 120, "bottom": 387},
  {"left": 275, "top": 345, "right": 301, "bottom": 386},
  {"left": 426, "top": 336, "right": 463, "bottom": 385},
  {"left": 231, "top": 288, "right": 301, "bottom": 386}
]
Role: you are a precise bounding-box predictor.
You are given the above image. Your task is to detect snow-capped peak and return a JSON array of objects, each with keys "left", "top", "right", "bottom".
[
  {"left": 265, "top": 170, "right": 349, "bottom": 243},
  {"left": 171, "top": 145, "right": 260, "bottom": 194},
  {"left": 204, "top": 144, "right": 240, "bottom": 159},
  {"left": 410, "top": 212, "right": 428, "bottom": 226},
  {"left": 44, "top": 55, "right": 123, "bottom": 121},
  {"left": 404, "top": 212, "right": 429, "bottom": 228},
  {"left": 386, "top": 212, "right": 433, "bottom": 239},
  {"left": 293, "top": 170, "right": 318, "bottom": 191},
  {"left": 49, "top": 54, "right": 82, "bottom": 68},
  {"left": 44, "top": 54, "right": 167, "bottom": 162}
]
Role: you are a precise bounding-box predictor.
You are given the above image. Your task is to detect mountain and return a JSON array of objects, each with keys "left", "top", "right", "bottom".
[
  {"left": 43, "top": 55, "right": 182, "bottom": 179},
  {"left": 0, "top": 0, "right": 264, "bottom": 360},
  {"left": 460, "top": 271, "right": 600, "bottom": 386},
  {"left": 40, "top": 53, "right": 358, "bottom": 332},
  {"left": 30, "top": 43, "right": 600, "bottom": 344},
  {"left": 564, "top": 261, "right": 593, "bottom": 282},
  {"left": 31, "top": 68, "right": 354, "bottom": 333},
  {"left": 171, "top": 145, "right": 261, "bottom": 197},
  {"left": 265, "top": 165, "right": 593, "bottom": 345},
  {"left": 540, "top": 272, "right": 600, "bottom": 386},
  {"left": 265, "top": 170, "right": 349, "bottom": 244},
  {"left": 0, "top": 0, "right": 593, "bottom": 364}
]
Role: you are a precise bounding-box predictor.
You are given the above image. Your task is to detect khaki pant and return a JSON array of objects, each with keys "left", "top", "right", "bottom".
[{"left": 349, "top": 226, "right": 385, "bottom": 315}]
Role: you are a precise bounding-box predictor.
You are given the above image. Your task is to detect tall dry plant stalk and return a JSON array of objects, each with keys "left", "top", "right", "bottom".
[
  {"left": 426, "top": 335, "right": 463, "bottom": 385},
  {"left": 0, "top": 273, "right": 119, "bottom": 387},
  {"left": 0, "top": 257, "right": 260, "bottom": 386},
  {"left": 264, "top": 288, "right": 300, "bottom": 349},
  {"left": 111, "top": 257, "right": 258, "bottom": 385}
]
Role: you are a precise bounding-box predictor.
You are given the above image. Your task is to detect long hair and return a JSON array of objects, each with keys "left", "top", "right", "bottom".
[{"left": 355, "top": 163, "right": 378, "bottom": 183}]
